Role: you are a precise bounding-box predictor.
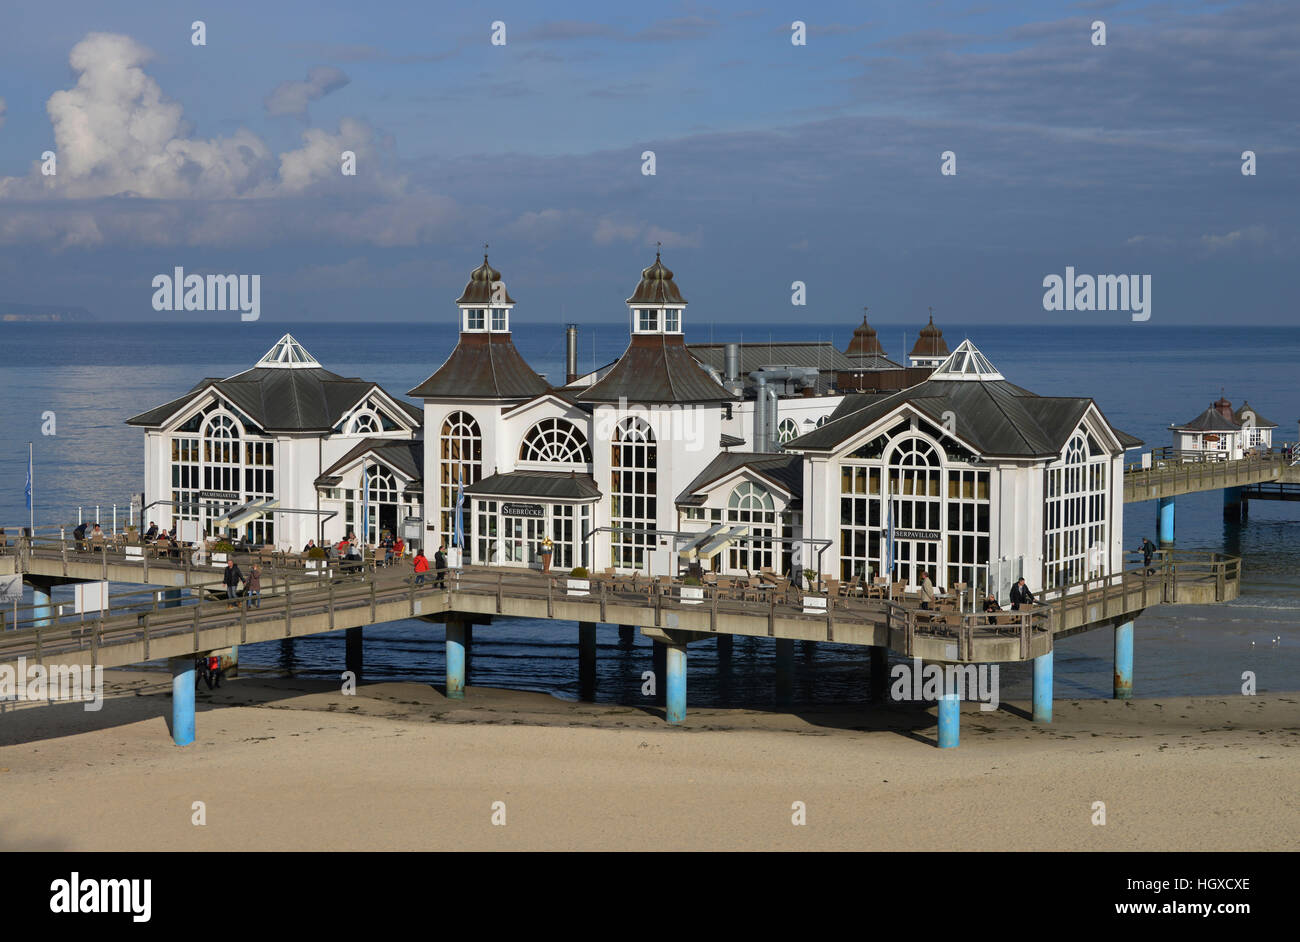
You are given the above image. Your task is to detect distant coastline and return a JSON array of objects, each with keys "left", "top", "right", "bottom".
[{"left": 0, "top": 303, "right": 96, "bottom": 322}]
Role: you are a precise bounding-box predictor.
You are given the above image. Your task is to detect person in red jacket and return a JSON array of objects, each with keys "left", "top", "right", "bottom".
[{"left": 413, "top": 549, "right": 429, "bottom": 585}]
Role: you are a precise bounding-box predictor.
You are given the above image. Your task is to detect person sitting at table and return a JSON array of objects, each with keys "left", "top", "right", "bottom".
[
  {"left": 982, "top": 592, "right": 1001, "bottom": 625},
  {"left": 145, "top": 521, "right": 159, "bottom": 542},
  {"left": 90, "top": 524, "right": 105, "bottom": 553},
  {"left": 302, "top": 538, "right": 316, "bottom": 554}
]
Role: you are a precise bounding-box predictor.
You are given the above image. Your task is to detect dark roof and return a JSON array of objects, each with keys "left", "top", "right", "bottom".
[
  {"left": 846, "top": 315, "right": 886, "bottom": 357},
  {"left": 316, "top": 438, "right": 423, "bottom": 486},
  {"left": 1234, "top": 401, "right": 1278, "bottom": 429},
  {"left": 127, "top": 366, "right": 419, "bottom": 433},
  {"left": 788, "top": 378, "right": 1119, "bottom": 458},
  {"left": 466, "top": 471, "right": 601, "bottom": 501},
  {"left": 627, "top": 252, "right": 685, "bottom": 305},
  {"left": 577, "top": 334, "right": 732, "bottom": 404},
  {"left": 1170, "top": 406, "right": 1239, "bottom": 432},
  {"left": 1113, "top": 427, "right": 1144, "bottom": 449},
  {"left": 408, "top": 332, "right": 551, "bottom": 400},
  {"left": 909, "top": 316, "right": 949, "bottom": 359},
  {"left": 843, "top": 352, "right": 904, "bottom": 371},
  {"left": 688, "top": 341, "right": 856, "bottom": 374},
  {"left": 677, "top": 453, "right": 804, "bottom": 505},
  {"left": 719, "top": 433, "right": 746, "bottom": 447},
  {"left": 456, "top": 254, "right": 515, "bottom": 305}
]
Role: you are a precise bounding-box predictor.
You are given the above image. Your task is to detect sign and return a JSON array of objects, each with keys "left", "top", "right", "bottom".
[
  {"left": 0, "top": 574, "right": 22, "bottom": 603},
  {"left": 74, "top": 581, "right": 109, "bottom": 614},
  {"left": 894, "top": 529, "right": 940, "bottom": 541},
  {"left": 403, "top": 516, "right": 422, "bottom": 539},
  {"left": 502, "top": 502, "right": 544, "bottom": 518},
  {"left": 199, "top": 490, "right": 239, "bottom": 500}
]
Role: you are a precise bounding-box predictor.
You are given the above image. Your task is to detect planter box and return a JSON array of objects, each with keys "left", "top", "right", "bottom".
[
  {"left": 802, "top": 595, "right": 828, "bottom": 616},
  {"left": 124, "top": 546, "right": 143, "bottom": 560},
  {"left": 210, "top": 552, "right": 228, "bottom": 568},
  {"left": 681, "top": 585, "right": 704, "bottom": 605},
  {"left": 567, "top": 578, "right": 590, "bottom": 596}
]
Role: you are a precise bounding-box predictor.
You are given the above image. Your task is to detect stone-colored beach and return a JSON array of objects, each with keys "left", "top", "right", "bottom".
[{"left": 1, "top": 670, "right": 1296, "bottom": 851}]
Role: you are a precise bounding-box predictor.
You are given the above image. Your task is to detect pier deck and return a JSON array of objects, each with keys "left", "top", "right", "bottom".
[{"left": 1122, "top": 450, "right": 1297, "bottom": 502}]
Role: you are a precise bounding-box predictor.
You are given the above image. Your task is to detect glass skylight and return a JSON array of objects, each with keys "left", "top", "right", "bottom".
[
  {"left": 929, "top": 339, "right": 1004, "bottom": 381},
  {"left": 256, "top": 334, "right": 321, "bottom": 369}
]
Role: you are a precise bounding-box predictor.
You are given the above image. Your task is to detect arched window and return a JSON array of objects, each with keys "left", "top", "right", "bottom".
[
  {"left": 349, "top": 412, "right": 379, "bottom": 434},
  {"left": 727, "top": 481, "right": 776, "bottom": 572},
  {"left": 1046, "top": 431, "right": 1108, "bottom": 587},
  {"left": 777, "top": 418, "right": 799, "bottom": 445},
  {"left": 202, "top": 413, "right": 241, "bottom": 492},
  {"left": 441, "top": 411, "right": 482, "bottom": 545},
  {"left": 611, "top": 417, "right": 656, "bottom": 569},
  {"left": 520, "top": 418, "right": 592, "bottom": 464},
  {"left": 816, "top": 415, "right": 830, "bottom": 427},
  {"left": 361, "top": 465, "right": 399, "bottom": 544}
]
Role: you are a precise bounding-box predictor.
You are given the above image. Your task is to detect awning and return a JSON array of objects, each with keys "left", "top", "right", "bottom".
[
  {"left": 224, "top": 499, "right": 280, "bottom": 528},
  {"left": 677, "top": 524, "right": 727, "bottom": 559},
  {"left": 696, "top": 525, "right": 749, "bottom": 561}
]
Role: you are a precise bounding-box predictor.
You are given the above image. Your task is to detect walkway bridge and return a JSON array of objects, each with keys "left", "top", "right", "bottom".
[{"left": 1122, "top": 449, "right": 1298, "bottom": 503}]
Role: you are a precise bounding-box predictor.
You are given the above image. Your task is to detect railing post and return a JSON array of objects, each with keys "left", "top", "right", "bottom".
[
  {"left": 709, "top": 586, "right": 717, "bottom": 632},
  {"left": 192, "top": 596, "right": 201, "bottom": 649},
  {"left": 600, "top": 579, "right": 607, "bottom": 623},
  {"left": 547, "top": 577, "right": 553, "bottom": 618},
  {"left": 143, "top": 612, "right": 151, "bottom": 659},
  {"left": 285, "top": 577, "right": 293, "bottom": 637},
  {"left": 654, "top": 584, "right": 661, "bottom": 627},
  {"left": 768, "top": 593, "right": 775, "bottom": 638},
  {"left": 239, "top": 593, "right": 247, "bottom": 643},
  {"left": 496, "top": 574, "right": 503, "bottom": 614},
  {"left": 329, "top": 580, "right": 336, "bottom": 629},
  {"left": 370, "top": 577, "right": 377, "bottom": 622}
]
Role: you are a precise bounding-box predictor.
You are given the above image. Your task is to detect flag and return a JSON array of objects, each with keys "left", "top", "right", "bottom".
[
  {"left": 453, "top": 466, "right": 465, "bottom": 549},
  {"left": 361, "top": 463, "right": 369, "bottom": 543},
  {"left": 25, "top": 449, "right": 33, "bottom": 510},
  {"left": 884, "top": 487, "right": 894, "bottom": 581}
]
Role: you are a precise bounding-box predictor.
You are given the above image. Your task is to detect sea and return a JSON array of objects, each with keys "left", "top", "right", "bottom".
[{"left": 1, "top": 320, "right": 1297, "bottom": 705}]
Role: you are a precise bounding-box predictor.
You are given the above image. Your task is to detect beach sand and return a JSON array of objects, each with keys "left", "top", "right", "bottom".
[{"left": 1, "top": 670, "right": 1296, "bottom": 851}]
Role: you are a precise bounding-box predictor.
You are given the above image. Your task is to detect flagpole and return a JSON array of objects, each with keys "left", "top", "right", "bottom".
[{"left": 28, "top": 441, "right": 34, "bottom": 535}]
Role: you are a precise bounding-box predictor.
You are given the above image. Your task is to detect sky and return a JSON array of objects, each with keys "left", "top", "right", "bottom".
[{"left": 0, "top": 0, "right": 1295, "bottom": 326}]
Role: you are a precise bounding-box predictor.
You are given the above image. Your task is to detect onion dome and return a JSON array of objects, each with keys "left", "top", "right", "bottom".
[
  {"left": 456, "top": 253, "right": 515, "bottom": 305},
  {"left": 909, "top": 313, "right": 950, "bottom": 359},
  {"left": 846, "top": 312, "right": 885, "bottom": 357},
  {"left": 627, "top": 251, "right": 686, "bottom": 305}
]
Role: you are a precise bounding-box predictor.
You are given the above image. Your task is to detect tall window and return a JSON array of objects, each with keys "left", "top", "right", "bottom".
[
  {"left": 519, "top": 418, "right": 592, "bottom": 464},
  {"left": 171, "top": 437, "right": 200, "bottom": 524},
  {"left": 364, "top": 466, "right": 398, "bottom": 544},
  {"left": 664, "top": 309, "right": 680, "bottom": 332},
  {"left": 491, "top": 308, "right": 507, "bottom": 331},
  {"left": 244, "top": 440, "right": 276, "bottom": 543},
  {"left": 611, "top": 416, "right": 656, "bottom": 568},
  {"left": 441, "top": 411, "right": 482, "bottom": 546},
  {"left": 1045, "top": 432, "right": 1108, "bottom": 587},
  {"left": 945, "top": 469, "right": 990, "bottom": 591},
  {"left": 203, "top": 414, "right": 240, "bottom": 492},
  {"left": 727, "top": 481, "right": 776, "bottom": 572}
]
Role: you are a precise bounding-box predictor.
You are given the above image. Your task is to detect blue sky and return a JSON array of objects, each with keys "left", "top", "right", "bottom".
[{"left": 0, "top": 0, "right": 1295, "bottom": 325}]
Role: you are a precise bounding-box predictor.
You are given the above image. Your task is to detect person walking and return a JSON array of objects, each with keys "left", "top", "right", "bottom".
[
  {"left": 73, "top": 521, "right": 88, "bottom": 552},
  {"left": 919, "top": 570, "right": 935, "bottom": 611},
  {"left": 434, "top": 543, "right": 448, "bottom": 588},
  {"left": 1010, "top": 577, "right": 1036, "bottom": 610},
  {"left": 245, "top": 564, "right": 262, "bottom": 609},
  {"left": 1137, "top": 537, "right": 1157, "bottom": 575},
  {"left": 222, "top": 557, "right": 245, "bottom": 608},
  {"left": 413, "top": 549, "right": 430, "bottom": 585}
]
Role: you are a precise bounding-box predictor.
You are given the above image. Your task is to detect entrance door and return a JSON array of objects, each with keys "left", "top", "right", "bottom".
[
  {"left": 526, "top": 517, "right": 546, "bottom": 567},
  {"left": 503, "top": 517, "right": 524, "bottom": 564},
  {"left": 893, "top": 540, "right": 940, "bottom": 588}
]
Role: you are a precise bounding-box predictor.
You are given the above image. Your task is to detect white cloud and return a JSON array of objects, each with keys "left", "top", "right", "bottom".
[
  {"left": 1200, "top": 225, "right": 1270, "bottom": 252},
  {"left": 265, "top": 66, "right": 350, "bottom": 117}
]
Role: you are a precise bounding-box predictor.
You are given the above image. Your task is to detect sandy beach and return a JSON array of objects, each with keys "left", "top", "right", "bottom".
[{"left": 1, "top": 669, "right": 1296, "bottom": 851}]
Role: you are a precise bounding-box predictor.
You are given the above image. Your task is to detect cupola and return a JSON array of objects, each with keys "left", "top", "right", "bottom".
[{"left": 626, "top": 248, "right": 686, "bottom": 335}]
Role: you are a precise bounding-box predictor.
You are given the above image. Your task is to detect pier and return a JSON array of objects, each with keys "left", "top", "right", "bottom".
[{"left": 1, "top": 534, "right": 1239, "bottom": 748}]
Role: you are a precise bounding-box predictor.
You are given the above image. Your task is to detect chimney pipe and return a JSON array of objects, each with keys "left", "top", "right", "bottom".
[
  {"left": 565, "top": 324, "right": 578, "bottom": 384},
  {"left": 724, "top": 343, "right": 740, "bottom": 383},
  {"left": 754, "top": 376, "right": 767, "bottom": 451}
]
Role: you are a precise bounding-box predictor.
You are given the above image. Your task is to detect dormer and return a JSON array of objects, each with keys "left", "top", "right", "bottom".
[
  {"left": 457, "top": 252, "right": 515, "bottom": 334},
  {"left": 627, "top": 250, "right": 686, "bottom": 335}
]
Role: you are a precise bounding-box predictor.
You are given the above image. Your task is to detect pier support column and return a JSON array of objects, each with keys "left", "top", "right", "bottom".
[
  {"left": 162, "top": 588, "right": 182, "bottom": 609},
  {"left": 1032, "top": 649, "right": 1053, "bottom": 724},
  {"left": 28, "top": 580, "right": 53, "bottom": 628},
  {"left": 716, "top": 633, "right": 732, "bottom": 659},
  {"left": 665, "top": 644, "right": 687, "bottom": 724},
  {"left": 1223, "top": 487, "right": 1247, "bottom": 522},
  {"left": 1157, "top": 496, "right": 1175, "bottom": 545},
  {"left": 170, "top": 656, "right": 195, "bottom": 747},
  {"left": 345, "top": 627, "right": 363, "bottom": 684},
  {"left": 774, "top": 638, "right": 794, "bottom": 705},
  {"left": 937, "top": 692, "right": 959, "bottom": 749},
  {"left": 1114, "top": 621, "right": 1134, "bottom": 700},
  {"left": 578, "top": 622, "right": 597, "bottom": 702},
  {"left": 651, "top": 639, "right": 666, "bottom": 706},
  {"left": 618, "top": 624, "right": 635, "bottom": 646},
  {"left": 869, "top": 646, "right": 888, "bottom": 703},
  {"left": 445, "top": 622, "right": 467, "bottom": 699}
]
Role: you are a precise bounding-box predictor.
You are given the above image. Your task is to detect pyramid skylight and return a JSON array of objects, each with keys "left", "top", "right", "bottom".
[
  {"left": 257, "top": 334, "right": 321, "bottom": 369},
  {"left": 928, "top": 339, "right": 1004, "bottom": 381}
]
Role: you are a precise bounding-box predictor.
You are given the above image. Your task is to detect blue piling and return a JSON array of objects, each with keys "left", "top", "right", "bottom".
[
  {"left": 446, "top": 622, "right": 466, "bottom": 699},
  {"left": 170, "top": 656, "right": 195, "bottom": 746},
  {"left": 31, "top": 582, "right": 52, "bottom": 628},
  {"left": 937, "top": 692, "right": 960, "bottom": 748},
  {"left": 1032, "top": 649, "right": 1053, "bottom": 723},
  {"left": 1157, "top": 496, "right": 1175, "bottom": 545},
  {"left": 1114, "top": 621, "right": 1133, "bottom": 700},
  {"left": 665, "top": 644, "right": 686, "bottom": 724}
]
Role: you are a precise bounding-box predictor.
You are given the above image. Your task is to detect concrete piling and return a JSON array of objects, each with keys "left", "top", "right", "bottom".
[
  {"left": 578, "top": 621, "right": 596, "bottom": 701},
  {"left": 446, "top": 621, "right": 467, "bottom": 699},
  {"left": 170, "top": 656, "right": 195, "bottom": 746},
  {"left": 665, "top": 644, "right": 686, "bottom": 724},
  {"left": 1032, "top": 649, "right": 1054, "bottom": 723},
  {"left": 937, "top": 692, "right": 959, "bottom": 748},
  {"left": 1157, "top": 496, "right": 1175, "bottom": 545},
  {"left": 1114, "top": 621, "right": 1133, "bottom": 700}
]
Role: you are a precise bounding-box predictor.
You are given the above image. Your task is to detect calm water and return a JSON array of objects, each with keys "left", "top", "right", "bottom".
[{"left": 1, "top": 321, "right": 1297, "bottom": 703}]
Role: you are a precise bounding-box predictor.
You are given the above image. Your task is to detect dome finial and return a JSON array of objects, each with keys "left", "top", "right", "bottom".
[
  {"left": 484, "top": 241, "right": 489, "bottom": 263},
  {"left": 656, "top": 240, "right": 662, "bottom": 260},
  {"left": 928, "top": 305, "right": 935, "bottom": 325}
]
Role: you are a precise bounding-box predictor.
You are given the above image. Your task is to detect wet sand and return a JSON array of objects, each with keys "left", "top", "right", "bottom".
[{"left": 0, "top": 670, "right": 1296, "bottom": 851}]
